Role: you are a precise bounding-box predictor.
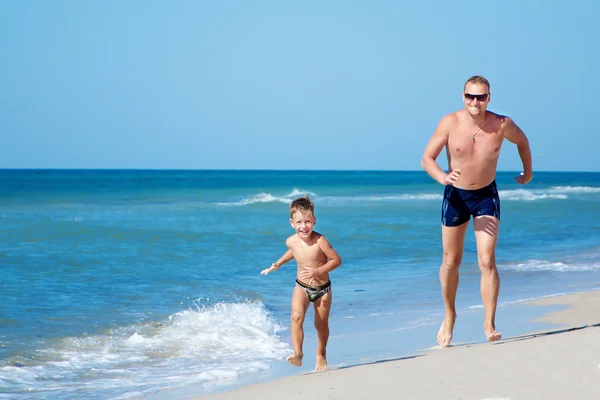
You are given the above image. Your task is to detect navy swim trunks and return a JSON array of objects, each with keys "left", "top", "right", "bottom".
[{"left": 441, "top": 180, "right": 500, "bottom": 227}]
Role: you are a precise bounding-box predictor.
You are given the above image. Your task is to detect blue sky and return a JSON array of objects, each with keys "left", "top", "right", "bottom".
[{"left": 1, "top": 1, "right": 598, "bottom": 171}]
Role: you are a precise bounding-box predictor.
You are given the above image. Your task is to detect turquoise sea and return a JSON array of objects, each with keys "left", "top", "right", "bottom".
[{"left": 1, "top": 170, "right": 599, "bottom": 399}]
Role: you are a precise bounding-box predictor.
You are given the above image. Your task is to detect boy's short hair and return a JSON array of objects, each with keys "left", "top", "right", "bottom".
[{"left": 289, "top": 196, "right": 315, "bottom": 218}]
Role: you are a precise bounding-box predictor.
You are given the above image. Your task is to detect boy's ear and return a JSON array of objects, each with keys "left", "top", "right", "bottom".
[{"left": 289, "top": 218, "right": 294, "bottom": 227}]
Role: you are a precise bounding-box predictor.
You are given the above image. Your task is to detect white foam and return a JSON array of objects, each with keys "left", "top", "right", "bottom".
[
  {"left": 499, "top": 185, "right": 600, "bottom": 201},
  {"left": 217, "top": 188, "right": 316, "bottom": 206},
  {"left": 218, "top": 192, "right": 291, "bottom": 206},
  {"left": 215, "top": 185, "right": 600, "bottom": 206},
  {"left": 287, "top": 188, "right": 315, "bottom": 198},
  {"left": 1, "top": 301, "right": 290, "bottom": 398},
  {"left": 550, "top": 186, "right": 600, "bottom": 193},
  {"left": 399, "top": 194, "right": 442, "bottom": 200},
  {"left": 503, "top": 259, "right": 600, "bottom": 272},
  {"left": 498, "top": 189, "right": 567, "bottom": 201},
  {"left": 320, "top": 194, "right": 442, "bottom": 203}
]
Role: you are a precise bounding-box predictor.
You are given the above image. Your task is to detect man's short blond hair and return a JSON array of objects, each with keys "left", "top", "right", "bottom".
[
  {"left": 289, "top": 196, "right": 315, "bottom": 218},
  {"left": 464, "top": 76, "right": 490, "bottom": 92}
]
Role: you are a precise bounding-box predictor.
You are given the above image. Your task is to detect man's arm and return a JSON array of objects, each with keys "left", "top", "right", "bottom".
[
  {"left": 503, "top": 117, "right": 533, "bottom": 184},
  {"left": 421, "top": 115, "right": 457, "bottom": 185}
]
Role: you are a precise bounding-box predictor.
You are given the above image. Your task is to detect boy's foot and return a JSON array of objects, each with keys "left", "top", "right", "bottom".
[
  {"left": 315, "top": 354, "right": 327, "bottom": 372},
  {"left": 437, "top": 314, "right": 456, "bottom": 347},
  {"left": 286, "top": 353, "right": 303, "bottom": 367},
  {"left": 484, "top": 323, "right": 502, "bottom": 342}
]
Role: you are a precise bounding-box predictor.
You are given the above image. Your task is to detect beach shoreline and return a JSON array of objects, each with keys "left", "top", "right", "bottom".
[{"left": 194, "top": 288, "right": 600, "bottom": 400}]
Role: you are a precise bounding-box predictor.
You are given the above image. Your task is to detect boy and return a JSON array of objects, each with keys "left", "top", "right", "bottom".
[{"left": 260, "top": 196, "right": 342, "bottom": 371}]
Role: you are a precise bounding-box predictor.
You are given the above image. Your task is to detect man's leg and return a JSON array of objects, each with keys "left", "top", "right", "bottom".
[
  {"left": 438, "top": 222, "right": 469, "bottom": 347},
  {"left": 473, "top": 215, "right": 502, "bottom": 342},
  {"left": 313, "top": 290, "right": 332, "bottom": 371},
  {"left": 288, "top": 286, "right": 310, "bottom": 366}
]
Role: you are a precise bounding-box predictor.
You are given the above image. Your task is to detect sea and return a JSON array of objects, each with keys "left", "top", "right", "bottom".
[{"left": 1, "top": 169, "right": 599, "bottom": 399}]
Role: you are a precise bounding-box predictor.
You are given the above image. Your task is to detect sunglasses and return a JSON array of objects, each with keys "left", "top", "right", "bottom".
[{"left": 464, "top": 93, "right": 489, "bottom": 102}]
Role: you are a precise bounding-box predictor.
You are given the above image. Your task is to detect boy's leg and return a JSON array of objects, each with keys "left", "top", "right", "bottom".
[
  {"left": 288, "top": 285, "right": 310, "bottom": 367},
  {"left": 313, "top": 289, "right": 332, "bottom": 371}
]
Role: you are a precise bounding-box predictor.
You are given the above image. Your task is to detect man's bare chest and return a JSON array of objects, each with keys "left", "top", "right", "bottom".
[{"left": 448, "top": 129, "right": 504, "bottom": 159}]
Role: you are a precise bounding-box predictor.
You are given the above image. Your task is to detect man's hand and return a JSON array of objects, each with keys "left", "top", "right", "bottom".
[
  {"left": 260, "top": 263, "right": 279, "bottom": 275},
  {"left": 514, "top": 171, "right": 533, "bottom": 184},
  {"left": 443, "top": 169, "right": 461, "bottom": 185}
]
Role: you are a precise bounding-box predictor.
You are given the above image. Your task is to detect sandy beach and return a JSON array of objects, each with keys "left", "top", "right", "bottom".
[{"left": 200, "top": 289, "right": 600, "bottom": 400}]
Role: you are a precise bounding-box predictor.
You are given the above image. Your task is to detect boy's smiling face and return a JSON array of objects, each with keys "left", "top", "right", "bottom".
[{"left": 289, "top": 210, "right": 316, "bottom": 239}]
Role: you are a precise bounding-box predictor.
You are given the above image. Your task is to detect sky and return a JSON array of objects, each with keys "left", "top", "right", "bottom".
[{"left": 1, "top": 1, "right": 599, "bottom": 171}]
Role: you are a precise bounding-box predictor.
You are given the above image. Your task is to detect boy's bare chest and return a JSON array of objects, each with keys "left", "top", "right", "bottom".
[{"left": 291, "top": 242, "right": 325, "bottom": 263}]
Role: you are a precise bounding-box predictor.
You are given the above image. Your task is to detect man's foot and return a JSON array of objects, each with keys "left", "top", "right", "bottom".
[
  {"left": 437, "top": 314, "right": 456, "bottom": 347},
  {"left": 286, "top": 353, "right": 303, "bottom": 367},
  {"left": 484, "top": 323, "right": 502, "bottom": 342},
  {"left": 315, "top": 353, "right": 327, "bottom": 372}
]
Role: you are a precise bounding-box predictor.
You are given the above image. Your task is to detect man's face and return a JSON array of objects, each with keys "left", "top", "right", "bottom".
[{"left": 463, "top": 83, "right": 490, "bottom": 117}]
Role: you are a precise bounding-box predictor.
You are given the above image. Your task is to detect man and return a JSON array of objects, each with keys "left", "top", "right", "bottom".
[{"left": 421, "top": 76, "right": 533, "bottom": 347}]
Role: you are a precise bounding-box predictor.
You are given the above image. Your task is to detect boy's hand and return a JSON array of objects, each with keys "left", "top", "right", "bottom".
[
  {"left": 300, "top": 267, "right": 321, "bottom": 285},
  {"left": 260, "top": 263, "right": 278, "bottom": 275}
]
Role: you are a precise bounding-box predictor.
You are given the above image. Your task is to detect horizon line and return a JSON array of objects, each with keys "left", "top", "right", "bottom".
[{"left": 0, "top": 168, "right": 599, "bottom": 173}]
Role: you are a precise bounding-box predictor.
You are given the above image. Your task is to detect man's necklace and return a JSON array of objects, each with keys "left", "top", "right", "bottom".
[{"left": 466, "top": 115, "right": 486, "bottom": 142}]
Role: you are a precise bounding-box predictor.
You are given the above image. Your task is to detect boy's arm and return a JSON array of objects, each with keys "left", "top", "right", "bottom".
[
  {"left": 315, "top": 236, "right": 341, "bottom": 274},
  {"left": 300, "top": 236, "right": 342, "bottom": 284},
  {"left": 274, "top": 249, "right": 294, "bottom": 269},
  {"left": 260, "top": 248, "right": 294, "bottom": 275}
]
